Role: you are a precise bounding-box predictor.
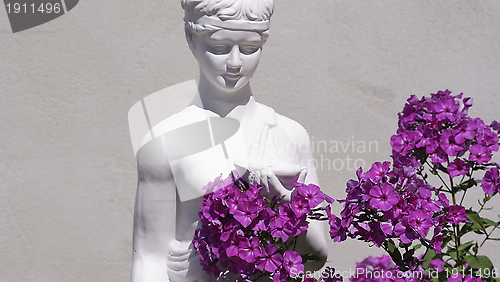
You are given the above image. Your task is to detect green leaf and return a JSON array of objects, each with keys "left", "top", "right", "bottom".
[
  {"left": 465, "top": 255, "right": 493, "bottom": 270},
  {"left": 460, "top": 223, "right": 474, "bottom": 235},
  {"left": 458, "top": 241, "right": 475, "bottom": 253},
  {"left": 482, "top": 218, "right": 498, "bottom": 228},
  {"left": 385, "top": 240, "right": 402, "bottom": 265},
  {"left": 467, "top": 210, "right": 487, "bottom": 233},
  {"left": 448, "top": 249, "right": 458, "bottom": 261},
  {"left": 300, "top": 254, "right": 323, "bottom": 263},
  {"left": 473, "top": 243, "right": 479, "bottom": 255},
  {"left": 454, "top": 179, "right": 477, "bottom": 192},
  {"left": 422, "top": 248, "right": 436, "bottom": 268}
]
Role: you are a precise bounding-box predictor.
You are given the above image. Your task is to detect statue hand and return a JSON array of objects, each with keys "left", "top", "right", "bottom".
[
  {"left": 166, "top": 240, "right": 192, "bottom": 272},
  {"left": 166, "top": 239, "right": 209, "bottom": 281},
  {"left": 250, "top": 166, "right": 307, "bottom": 201}
]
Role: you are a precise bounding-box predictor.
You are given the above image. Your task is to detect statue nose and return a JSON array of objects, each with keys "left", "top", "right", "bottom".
[{"left": 227, "top": 45, "right": 242, "bottom": 70}]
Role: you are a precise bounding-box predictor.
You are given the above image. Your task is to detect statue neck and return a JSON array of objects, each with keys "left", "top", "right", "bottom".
[{"left": 197, "top": 73, "right": 253, "bottom": 117}]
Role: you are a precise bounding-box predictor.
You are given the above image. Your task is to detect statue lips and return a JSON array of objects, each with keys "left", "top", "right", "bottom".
[{"left": 225, "top": 72, "right": 242, "bottom": 81}]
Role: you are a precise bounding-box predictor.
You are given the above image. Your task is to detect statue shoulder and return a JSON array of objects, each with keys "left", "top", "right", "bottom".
[
  {"left": 139, "top": 105, "right": 204, "bottom": 147},
  {"left": 257, "top": 103, "right": 311, "bottom": 143}
]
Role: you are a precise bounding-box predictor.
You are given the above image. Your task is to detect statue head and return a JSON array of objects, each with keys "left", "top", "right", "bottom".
[{"left": 181, "top": 0, "right": 275, "bottom": 91}]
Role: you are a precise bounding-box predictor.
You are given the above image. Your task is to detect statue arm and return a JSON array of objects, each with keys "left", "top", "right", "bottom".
[{"left": 131, "top": 142, "right": 177, "bottom": 282}]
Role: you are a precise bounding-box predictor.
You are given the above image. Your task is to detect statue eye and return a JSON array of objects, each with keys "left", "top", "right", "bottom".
[
  {"left": 240, "top": 45, "right": 259, "bottom": 55},
  {"left": 210, "top": 45, "right": 229, "bottom": 54}
]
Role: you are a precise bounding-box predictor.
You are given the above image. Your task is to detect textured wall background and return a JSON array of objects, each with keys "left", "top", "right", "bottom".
[{"left": 1, "top": 1, "right": 500, "bottom": 281}]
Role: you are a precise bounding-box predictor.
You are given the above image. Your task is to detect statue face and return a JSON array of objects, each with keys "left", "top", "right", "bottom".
[{"left": 191, "top": 28, "right": 264, "bottom": 91}]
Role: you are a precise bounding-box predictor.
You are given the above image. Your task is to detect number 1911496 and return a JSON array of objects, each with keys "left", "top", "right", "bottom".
[{"left": 6, "top": 3, "right": 62, "bottom": 14}]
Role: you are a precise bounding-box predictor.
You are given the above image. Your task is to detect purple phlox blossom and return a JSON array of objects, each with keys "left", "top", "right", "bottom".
[
  {"left": 282, "top": 250, "right": 304, "bottom": 277},
  {"left": 416, "top": 125, "right": 439, "bottom": 153},
  {"left": 270, "top": 221, "right": 294, "bottom": 241},
  {"left": 453, "top": 119, "right": 476, "bottom": 144},
  {"left": 269, "top": 206, "right": 290, "bottom": 230},
  {"left": 246, "top": 183, "right": 263, "bottom": 200},
  {"left": 447, "top": 158, "right": 470, "bottom": 178},
  {"left": 202, "top": 173, "right": 233, "bottom": 193},
  {"left": 288, "top": 214, "right": 309, "bottom": 237},
  {"left": 229, "top": 257, "right": 256, "bottom": 276},
  {"left": 447, "top": 205, "right": 467, "bottom": 225},
  {"left": 326, "top": 206, "right": 347, "bottom": 242},
  {"left": 256, "top": 244, "right": 282, "bottom": 272},
  {"left": 226, "top": 189, "right": 249, "bottom": 213},
  {"left": 393, "top": 150, "right": 423, "bottom": 168},
  {"left": 232, "top": 201, "right": 260, "bottom": 228},
  {"left": 350, "top": 255, "right": 396, "bottom": 282},
  {"left": 224, "top": 234, "right": 242, "bottom": 257},
  {"left": 362, "top": 161, "right": 391, "bottom": 182},
  {"left": 400, "top": 95, "right": 422, "bottom": 123},
  {"left": 481, "top": 167, "right": 500, "bottom": 195},
  {"left": 289, "top": 196, "right": 311, "bottom": 217},
  {"left": 460, "top": 96, "right": 473, "bottom": 114},
  {"left": 476, "top": 120, "right": 500, "bottom": 150},
  {"left": 437, "top": 193, "right": 450, "bottom": 208},
  {"left": 491, "top": 120, "right": 500, "bottom": 132},
  {"left": 441, "top": 130, "right": 464, "bottom": 157},
  {"left": 431, "top": 96, "right": 459, "bottom": 121},
  {"left": 430, "top": 226, "right": 444, "bottom": 253},
  {"left": 238, "top": 237, "right": 262, "bottom": 263},
  {"left": 429, "top": 148, "right": 449, "bottom": 164},
  {"left": 408, "top": 210, "right": 433, "bottom": 237},
  {"left": 429, "top": 258, "right": 446, "bottom": 272},
  {"left": 294, "top": 183, "right": 332, "bottom": 207},
  {"left": 210, "top": 198, "right": 229, "bottom": 218},
  {"left": 251, "top": 209, "right": 272, "bottom": 231},
  {"left": 416, "top": 187, "right": 441, "bottom": 212},
  {"left": 393, "top": 221, "right": 418, "bottom": 244},
  {"left": 196, "top": 240, "right": 220, "bottom": 276},
  {"left": 368, "top": 222, "right": 387, "bottom": 247},
  {"left": 273, "top": 267, "right": 289, "bottom": 282},
  {"left": 363, "top": 183, "right": 400, "bottom": 211},
  {"left": 391, "top": 131, "right": 422, "bottom": 156},
  {"left": 468, "top": 144, "right": 492, "bottom": 164},
  {"left": 269, "top": 206, "right": 295, "bottom": 240},
  {"left": 389, "top": 165, "right": 417, "bottom": 181}
]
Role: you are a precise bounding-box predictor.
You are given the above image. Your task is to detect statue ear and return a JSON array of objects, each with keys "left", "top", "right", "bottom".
[{"left": 185, "top": 28, "right": 197, "bottom": 58}]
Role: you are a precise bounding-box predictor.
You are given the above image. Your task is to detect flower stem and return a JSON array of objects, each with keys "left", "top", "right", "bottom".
[{"left": 448, "top": 171, "right": 462, "bottom": 264}]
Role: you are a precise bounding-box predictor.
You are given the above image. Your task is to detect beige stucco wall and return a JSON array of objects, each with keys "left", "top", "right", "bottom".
[{"left": 1, "top": 1, "right": 499, "bottom": 281}]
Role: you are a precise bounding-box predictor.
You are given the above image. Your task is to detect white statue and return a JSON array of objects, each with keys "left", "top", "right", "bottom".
[{"left": 131, "top": 0, "right": 327, "bottom": 281}]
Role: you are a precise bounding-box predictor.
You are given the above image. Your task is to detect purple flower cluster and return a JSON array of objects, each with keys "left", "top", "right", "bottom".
[
  {"left": 330, "top": 160, "right": 453, "bottom": 253},
  {"left": 390, "top": 90, "right": 499, "bottom": 191},
  {"left": 331, "top": 90, "right": 500, "bottom": 272},
  {"left": 350, "top": 255, "right": 429, "bottom": 282},
  {"left": 193, "top": 174, "right": 333, "bottom": 281}
]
